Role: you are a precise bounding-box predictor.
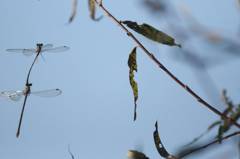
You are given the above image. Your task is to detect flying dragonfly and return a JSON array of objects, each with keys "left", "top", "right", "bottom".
[
  {"left": 6, "top": 43, "right": 70, "bottom": 57},
  {"left": 0, "top": 83, "right": 62, "bottom": 138},
  {"left": 6, "top": 43, "right": 70, "bottom": 84}
]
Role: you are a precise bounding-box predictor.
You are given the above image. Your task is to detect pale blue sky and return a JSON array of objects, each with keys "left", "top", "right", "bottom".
[{"left": 0, "top": 0, "right": 239, "bottom": 159}]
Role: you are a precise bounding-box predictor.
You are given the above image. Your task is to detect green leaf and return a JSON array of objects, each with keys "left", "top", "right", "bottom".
[
  {"left": 127, "top": 150, "right": 149, "bottom": 159},
  {"left": 216, "top": 90, "right": 240, "bottom": 142},
  {"left": 123, "top": 20, "right": 181, "bottom": 48},
  {"left": 217, "top": 125, "right": 225, "bottom": 143},
  {"left": 207, "top": 120, "right": 221, "bottom": 130},
  {"left": 128, "top": 47, "right": 138, "bottom": 121}
]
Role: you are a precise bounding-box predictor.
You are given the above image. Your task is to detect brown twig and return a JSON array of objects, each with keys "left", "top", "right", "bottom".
[
  {"left": 93, "top": 0, "right": 240, "bottom": 128},
  {"left": 179, "top": 131, "right": 240, "bottom": 158}
]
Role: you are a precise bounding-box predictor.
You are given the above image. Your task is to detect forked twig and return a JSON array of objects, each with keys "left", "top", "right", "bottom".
[
  {"left": 179, "top": 131, "right": 240, "bottom": 158},
  {"left": 93, "top": 0, "right": 240, "bottom": 128}
]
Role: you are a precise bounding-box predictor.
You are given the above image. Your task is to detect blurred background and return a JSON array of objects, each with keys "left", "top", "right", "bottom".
[{"left": 0, "top": 0, "right": 239, "bottom": 158}]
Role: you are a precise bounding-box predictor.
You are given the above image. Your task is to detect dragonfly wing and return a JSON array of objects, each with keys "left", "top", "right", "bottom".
[
  {"left": 44, "top": 46, "right": 70, "bottom": 53},
  {"left": 0, "top": 90, "right": 24, "bottom": 101},
  {"left": 42, "top": 44, "right": 54, "bottom": 50},
  {"left": 6, "top": 49, "right": 35, "bottom": 56},
  {"left": 31, "top": 89, "right": 62, "bottom": 97},
  {"left": 22, "top": 49, "right": 36, "bottom": 56}
]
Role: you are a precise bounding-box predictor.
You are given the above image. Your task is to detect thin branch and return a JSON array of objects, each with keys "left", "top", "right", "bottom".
[
  {"left": 179, "top": 131, "right": 240, "bottom": 158},
  {"left": 93, "top": 0, "right": 240, "bottom": 128}
]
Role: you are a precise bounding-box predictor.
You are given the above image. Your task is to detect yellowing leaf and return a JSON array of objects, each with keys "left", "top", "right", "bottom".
[
  {"left": 88, "top": 0, "right": 102, "bottom": 21},
  {"left": 88, "top": 0, "right": 95, "bottom": 20},
  {"left": 128, "top": 47, "right": 138, "bottom": 121},
  {"left": 123, "top": 20, "right": 181, "bottom": 48}
]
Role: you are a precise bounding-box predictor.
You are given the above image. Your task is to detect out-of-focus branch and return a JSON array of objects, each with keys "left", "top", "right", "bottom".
[
  {"left": 179, "top": 131, "right": 240, "bottom": 158},
  {"left": 68, "top": 145, "right": 75, "bottom": 159}
]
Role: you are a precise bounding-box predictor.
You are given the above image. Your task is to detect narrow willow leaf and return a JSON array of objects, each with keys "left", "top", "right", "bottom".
[
  {"left": 88, "top": 0, "right": 95, "bottom": 20},
  {"left": 221, "top": 89, "right": 234, "bottom": 113},
  {"left": 68, "top": 0, "right": 78, "bottom": 23},
  {"left": 208, "top": 121, "right": 221, "bottom": 130},
  {"left": 217, "top": 125, "right": 225, "bottom": 143},
  {"left": 123, "top": 20, "right": 181, "bottom": 48},
  {"left": 128, "top": 47, "right": 138, "bottom": 121},
  {"left": 153, "top": 121, "right": 178, "bottom": 159},
  {"left": 127, "top": 150, "right": 149, "bottom": 159},
  {"left": 88, "top": 0, "right": 102, "bottom": 21}
]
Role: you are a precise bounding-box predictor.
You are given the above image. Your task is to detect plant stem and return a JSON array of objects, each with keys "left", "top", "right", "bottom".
[{"left": 94, "top": 0, "right": 240, "bottom": 128}]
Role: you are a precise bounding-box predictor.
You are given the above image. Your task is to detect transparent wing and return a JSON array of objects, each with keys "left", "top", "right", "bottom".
[
  {"left": 31, "top": 89, "right": 62, "bottom": 97},
  {"left": 6, "top": 48, "right": 35, "bottom": 56},
  {"left": 43, "top": 46, "right": 70, "bottom": 53},
  {"left": 0, "top": 90, "right": 24, "bottom": 101},
  {"left": 42, "top": 44, "right": 54, "bottom": 50}
]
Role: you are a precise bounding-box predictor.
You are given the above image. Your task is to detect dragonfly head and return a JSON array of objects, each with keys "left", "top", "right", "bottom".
[{"left": 36, "top": 43, "right": 43, "bottom": 47}]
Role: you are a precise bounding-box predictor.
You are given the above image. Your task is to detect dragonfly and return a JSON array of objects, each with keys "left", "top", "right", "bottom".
[
  {"left": 0, "top": 83, "right": 62, "bottom": 138},
  {"left": 6, "top": 43, "right": 70, "bottom": 57},
  {"left": 6, "top": 43, "right": 70, "bottom": 84}
]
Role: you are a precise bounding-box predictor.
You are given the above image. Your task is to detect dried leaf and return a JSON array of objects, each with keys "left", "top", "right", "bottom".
[
  {"left": 123, "top": 20, "right": 181, "bottom": 48},
  {"left": 68, "top": 0, "right": 78, "bottom": 23},
  {"left": 127, "top": 150, "right": 149, "bottom": 159},
  {"left": 128, "top": 47, "right": 138, "bottom": 121},
  {"left": 153, "top": 121, "right": 178, "bottom": 159}
]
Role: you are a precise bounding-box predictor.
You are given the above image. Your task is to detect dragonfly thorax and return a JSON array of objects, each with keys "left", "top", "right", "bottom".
[
  {"left": 23, "top": 84, "right": 32, "bottom": 95},
  {"left": 36, "top": 43, "right": 43, "bottom": 53}
]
